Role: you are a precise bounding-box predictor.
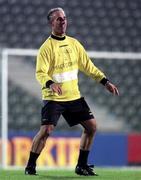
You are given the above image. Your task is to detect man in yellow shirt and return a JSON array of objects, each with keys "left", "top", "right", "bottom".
[{"left": 25, "top": 7, "right": 119, "bottom": 176}]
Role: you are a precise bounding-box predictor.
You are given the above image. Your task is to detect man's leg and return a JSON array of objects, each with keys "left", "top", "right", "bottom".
[
  {"left": 80, "top": 118, "right": 96, "bottom": 150},
  {"left": 25, "top": 124, "right": 54, "bottom": 175},
  {"left": 75, "top": 118, "right": 98, "bottom": 176}
]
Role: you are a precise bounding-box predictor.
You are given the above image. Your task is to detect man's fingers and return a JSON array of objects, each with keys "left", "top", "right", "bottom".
[
  {"left": 106, "top": 82, "right": 119, "bottom": 96},
  {"left": 112, "top": 86, "right": 119, "bottom": 96},
  {"left": 114, "top": 87, "right": 119, "bottom": 95},
  {"left": 50, "top": 83, "right": 62, "bottom": 95},
  {"left": 57, "top": 86, "right": 62, "bottom": 95}
]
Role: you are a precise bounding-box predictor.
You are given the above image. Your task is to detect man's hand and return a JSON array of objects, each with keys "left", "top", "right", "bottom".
[
  {"left": 105, "top": 81, "right": 119, "bottom": 95},
  {"left": 49, "top": 83, "right": 62, "bottom": 95}
]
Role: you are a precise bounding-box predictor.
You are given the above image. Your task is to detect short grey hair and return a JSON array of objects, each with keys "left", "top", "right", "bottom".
[{"left": 47, "top": 7, "right": 65, "bottom": 22}]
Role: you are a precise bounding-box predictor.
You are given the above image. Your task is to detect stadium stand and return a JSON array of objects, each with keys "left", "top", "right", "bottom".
[
  {"left": 0, "top": 0, "right": 141, "bottom": 51},
  {"left": 0, "top": 0, "right": 141, "bottom": 132},
  {"left": 8, "top": 80, "right": 41, "bottom": 131}
]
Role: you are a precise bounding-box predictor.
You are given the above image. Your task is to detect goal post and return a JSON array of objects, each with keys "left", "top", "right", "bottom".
[
  {"left": 1, "top": 48, "right": 37, "bottom": 169},
  {"left": 1, "top": 49, "right": 8, "bottom": 169},
  {"left": 1, "top": 48, "right": 141, "bottom": 169}
]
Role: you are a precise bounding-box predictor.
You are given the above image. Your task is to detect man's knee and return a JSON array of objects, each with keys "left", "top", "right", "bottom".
[
  {"left": 82, "top": 119, "right": 97, "bottom": 136},
  {"left": 39, "top": 124, "right": 55, "bottom": 138},
  {"left": 85, "top": 125, "right": 96, "bottom": 136}
]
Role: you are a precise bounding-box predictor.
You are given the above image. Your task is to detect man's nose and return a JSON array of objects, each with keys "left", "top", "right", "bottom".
[{"left": 60, "top": 18, "right": 65, "bottom": 22}]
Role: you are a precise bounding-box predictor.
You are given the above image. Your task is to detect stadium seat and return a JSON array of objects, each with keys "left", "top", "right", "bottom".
[{"left": 0, "top": 0, "right": 141, "bottom": 51}]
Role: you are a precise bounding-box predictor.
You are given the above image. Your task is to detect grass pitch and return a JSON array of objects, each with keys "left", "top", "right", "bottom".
[{"left": 0, "top": 168, "right": 141, "bottom": 180}]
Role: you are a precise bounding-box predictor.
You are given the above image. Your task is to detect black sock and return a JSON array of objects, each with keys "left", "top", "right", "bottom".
[
  {"left": 26, "top": 151, "right": 40, "bottom": 167},
  {"left": 77, "top": 149, "right": 89, "bottom": 166}
]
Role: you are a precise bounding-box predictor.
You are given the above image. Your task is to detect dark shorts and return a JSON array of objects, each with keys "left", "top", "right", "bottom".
[{"left": 41, "top": 97, "right": 94, "bottom": 127}]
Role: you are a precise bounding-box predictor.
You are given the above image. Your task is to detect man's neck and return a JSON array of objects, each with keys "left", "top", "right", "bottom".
[
  {"left": 52, "top": 32, "right": 65, "bottom": 37},
  {"left": 51, "top": 33, "right": 66, "bottom": 40}
]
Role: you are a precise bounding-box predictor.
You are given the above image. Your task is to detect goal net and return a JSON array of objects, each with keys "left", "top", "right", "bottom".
[{"left": 0, "top": 49, "right": 141, "bottom": 169}]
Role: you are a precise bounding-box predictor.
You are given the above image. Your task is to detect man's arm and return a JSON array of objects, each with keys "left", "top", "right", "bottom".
[
  {"left": 36, "top": 48, "right": 63, "bottom": 95},
  {"left": 77, "top": 41, "right": 119, "bottom": 95},
  {"left": 36, "top": 48, "right": 53, "bottom": 87}
]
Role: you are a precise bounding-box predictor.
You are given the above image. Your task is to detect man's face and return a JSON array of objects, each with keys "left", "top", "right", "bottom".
[{"left": 51, "top": 10, "right": 67, "bottom": 36}]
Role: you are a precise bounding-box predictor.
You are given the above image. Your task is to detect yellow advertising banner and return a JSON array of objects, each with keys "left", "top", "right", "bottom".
[{"left": 0, "top": 137, "right": 80, "bottom": 167}]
